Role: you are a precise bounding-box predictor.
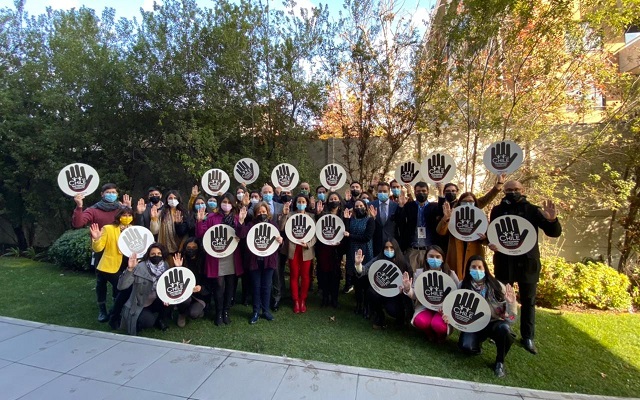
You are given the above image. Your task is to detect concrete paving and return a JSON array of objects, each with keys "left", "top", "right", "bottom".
[{"left": 0, "top": 316, "right": 634, "bottom": 400}]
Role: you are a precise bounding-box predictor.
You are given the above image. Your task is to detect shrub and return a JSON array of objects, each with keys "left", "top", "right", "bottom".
[
  {"left": 538, "top": 256, "right": 632, "bottom": 311},
  {"left": 48, "top": 228, "right": 92, "bottom": 271}
]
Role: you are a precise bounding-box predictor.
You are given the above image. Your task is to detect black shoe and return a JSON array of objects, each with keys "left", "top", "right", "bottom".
[
  {"left": 223, "top": 311, "right": 231, "bottom": 325},
  {"left": 261, "top": 311, "right": 274, "bottom": 321},
  {"left": 494, "top": 362, "right": 506, "bottom": 378},
  {"left": 342, "top": 285, "right": 354, "bottom": 294},
  {"left": 249, "top": 313, "right": 259, "bottom": 324},
  {"left": 108, "top": 314, "right": 120, "bottom": 330},
  {"left": 214, "top": 312, "right": 223, "bottom": 326},
  {"left": 271, "top": 300, "right": 280, "bottom": 312},
  {"left": 97, "top": 304, "right": 109, "bottom": 323},
  {"left": 521, "top": 338, "right": 538, "bottom": 355},
  {"left": 154, "top": 318, "right": 168, "bottom": 332}
]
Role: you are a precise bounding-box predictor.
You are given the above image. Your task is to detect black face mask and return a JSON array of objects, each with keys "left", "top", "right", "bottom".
[
  {"left": 149, "top": 196, "right": 161, "bottom": 204},
  {"left": 444, "top": 192, "right": 457, "bottom": 203},
  {"left": 258, "top": 214, "right": 269, "bottom": 222},
  {"left": 149, "top": 255, "right": 163, "bottom": 265},
  {"left": 351, "top": 189, "right": 361, "bottom": 198},
  {"left": 504, "top": 192, "right": 522, "bottom": 203},
  {"left": 328, "top": 201, "right": 340, "bottom": 210},
  {"left": 355, "top": 208, "right": 367, "bottom": 218},
  {"left": 185, "top": 249, "right": 197, "bottom": 258},
  {"left": 415, "top": 193, "right": 428, "bottom": 203},
  {"left": 280, "top": 195, "right": 291, "bottom": 203}
]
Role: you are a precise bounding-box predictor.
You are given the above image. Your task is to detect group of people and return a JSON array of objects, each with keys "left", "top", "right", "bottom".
[{"left": 71, "top": 171, "right": 561, "bottom": 378}]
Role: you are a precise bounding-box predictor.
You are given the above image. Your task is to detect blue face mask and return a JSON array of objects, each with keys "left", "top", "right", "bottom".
[
  {"left": 317, "top": 193, "right": 326, "bottom": 201},
  {"left": 207, "top": 201, "right": 217, "bottom": 209},
  {"left": 103, "top": 193, "right": 117, "bottom": 203},
  {"left": 195, "top": 204, "right": 206, "bottom": 211},
  {"left": 263, "top": 193, "right": 273, "bottom": 202},
  {"left": 470, "top": 269, "right": 485, "bottom": 281},
  {"left": 427, "top": 258, "right": 443, "bottom": 269},
  {"left": 377, "top": 193, "right": 389, "bottom": 202},
  {"left": 297, "top": 203, "right": 307, "bottom": 211},
  {"left": 391, "top": 188, "right": 401, "bottom": 197},
  {"left": 460, "top": 202, "right": 474, "bottom": 207},
  {"left": 384, "top": 250, "right": 395, "bottom": 258},
  {"left": 363, "top": 199, "right": 370, "bottom": 205}
]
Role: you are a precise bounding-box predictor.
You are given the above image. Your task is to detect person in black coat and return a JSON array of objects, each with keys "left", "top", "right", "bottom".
[{"left": 489, "top": 180, "right": 562, "bottom": 355}]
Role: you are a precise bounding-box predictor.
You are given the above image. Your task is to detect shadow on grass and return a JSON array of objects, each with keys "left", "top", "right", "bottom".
[{"left": 0, "top": 258, "right": 638, "bottom": 397}]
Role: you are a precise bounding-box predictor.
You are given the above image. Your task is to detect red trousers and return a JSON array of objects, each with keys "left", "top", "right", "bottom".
[{"left": 290, "top": 245, "right": 311, "bottom": 301}]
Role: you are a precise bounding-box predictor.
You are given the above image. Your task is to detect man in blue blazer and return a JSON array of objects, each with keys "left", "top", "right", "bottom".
[{"left": 369, "top": 181, "right": 399, "bottom": 256}]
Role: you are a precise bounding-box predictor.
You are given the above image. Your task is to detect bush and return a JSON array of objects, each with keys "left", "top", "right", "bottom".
[
  {"left": 538, "top": 256, "right": 632, "bottom": 311},
  {"left": 48, "top": 228, "right": 92, "bottom": 271}
]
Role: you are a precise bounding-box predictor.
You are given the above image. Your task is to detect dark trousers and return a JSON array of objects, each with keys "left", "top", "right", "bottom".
[
  {"left": 271, "top": 253, "right": 288, "bottom": 304},
  {"left": 137, "top": 298, "right": 169, "bottom": 332},
  {"left": 516, "top": 282, "right": 537, "bottom": 340},
  {"left": 317, "top": 269, "right": 340, "bottom": 305},
  {"left": 212, "top": 275, "right": 235, "bottom": 314},
  {"left": 251, "top": 262, "right": 274, "bottom": 314},
  {"left": 96, "top": 269, "right": 120, "bottom": 305},
  {"left": 459, "top": 320, "right": 515, "bottom": 363},
  {"left": 177, "top": 296, "right": 206, "bottom": 319},
  {"left": 367, "top": 287, "right": 408, "bottom": 326}
]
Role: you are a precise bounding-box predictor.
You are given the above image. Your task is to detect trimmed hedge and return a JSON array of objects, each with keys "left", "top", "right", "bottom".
[
  {"left": 48, "top": 228, "right": 92, "bottom": 271},
  {"left": 538, "top": 256, "right": 632, "bottom": 311}
]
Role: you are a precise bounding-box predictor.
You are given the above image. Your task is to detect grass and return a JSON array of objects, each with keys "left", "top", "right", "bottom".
[{"left": 1, "top": 257, "right": 639, "bottom": 397}]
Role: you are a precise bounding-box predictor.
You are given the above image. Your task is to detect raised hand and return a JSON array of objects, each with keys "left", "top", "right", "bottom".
[
  {"left": 65, "top": 164, "right": 94, "bottom": 192},
  {"left": 402, "top": 271, "right": 412, "bottom": 293},
  {"left": 254, "top": 223, "right": 277, "bottom": 251},
  {"left": 209, "top": 225, "right": 233, "bottom": 252},
  {"left": 541, "top": 200, "right": 557, "bottom": 221},
  {"left": 89, "top": 223, "right": 101, "bottom": 240},
  {"left": 400, "top": 161, "right": 419, "bottom": 184},
  {"left": 164, "top": 268, "right": 191, "bottom": 299},
  {"left": 74, "top": 194, "right": 84, "bottom": 208},
  {"left": 455, "top": 206, "right": 482, "bottom": 235},
  {"left": 174, "top": 210, "right": 183, "bottom": 223},
  {"left": 495, "top": 216, "right": 529, "bottom": 250},
  {"left": 150, "top": 205, "right": 159, "bottom": 220},
  {"left": 122, "top": 194, "right": 132, "bottom": 208},
  {"left": 344, "top": 188, "right": 351, "bottom": 201},
  {"left": 191, "top": 185, "right": 200, "bottom": 197},
  {"left": 354, "top": 249, "right": 364, "bottom": 264},
  {"left": 321, "top": 216, "right": 342, "bottom": 241},
  {"left": 127, "top": 252, "right": 138, "bottom": 271},
  {"left": 173, "top": 253, "right": 183, "bottom": 267},
  {"left": 490, "top": 142, "right": 519, "bottom": 170},
  {"left": 442, "top": 201, "right": 452, "bottom": 219},
  {"left": 368, "top": 204, "right": 377, "bottom": 218},
  {"left": 276, "top": 164, "right": 295, "bottom": 187},
  {"left": 451, "top": 291, "right": 485, "bottom": 325},
  {"left": 238, "top": 206, "right": 248, "bottom": 224},
  {"left": 398, "top": 192, "right": 408, "bottom": 207},
  {"left": 236, "top": 160, "right": 255, "bottom": 181},
  {"left": 316, "top": 200, "right": 324, "bottom": 214},
  {"left": 422, "top": 271, "right": 452, "bottom": 305},
  {"left": 291, "top": 214, "right": 311, "bottom": 240},
  {"left": 283, "top": 201, "right": 290, "bottom": 215},
  {"left": 136, "top": 198, "right": 146, "bottom": 214},
  {"left": 343, "top": 208, "right": 352, "bottom": 219},
  {"left": 374, "top": 263, "right": 400, "bottom": 289},
  {"left": 427, "top": 153, "right": 451, "bottom": 181},
  {"left": 122, "top": 228, "right": 148, "bottom": 254},
  {"left": 196, "top": 207, "right": 206, "bottom": 222},
  {"left": 505, "top": 283, "right": 516, "bottom": 304},
  {"left": 207, "top": 170, "right": 227, "bottom": 192},
  {"left": 324, "top": 164, "right": 343, "bottom": 187}
]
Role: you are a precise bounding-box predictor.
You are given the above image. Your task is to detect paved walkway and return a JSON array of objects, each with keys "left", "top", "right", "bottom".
[{"left": 0, "top": 316, "right": 633, "bottom": 400}]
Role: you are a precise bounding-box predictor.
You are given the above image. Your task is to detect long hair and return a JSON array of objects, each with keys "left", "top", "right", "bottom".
[
  {"left": 112, "top": 207, "right": 133, "bottom": 225},
  {"left": 142, "top": 242, "right": 168, "bottom": 261},
  {"left": 293, "top": 193, "right": 310, "bottom": 212},
  {"left": 460, "top": 255, "right": 505, "bottom": 302},
  {"left": 425, "top": 245, "right": 453, "bottom": 276},
  {"left": 379, "top": 238, "right": 410, "bottom": 274},
  {"left": 219, "top": 192, "right": 238, "bottom": 215},
  {"left": 321, "top": 191, "right": 344, "bottom": 216},
  {"left": 160, "top": 190, "right": 186, "bottom": 218}
]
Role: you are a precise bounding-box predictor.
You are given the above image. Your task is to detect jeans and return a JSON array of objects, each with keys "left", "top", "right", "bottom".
[{"left": 251, "top": 262, "right": 274, "bottom": 314}]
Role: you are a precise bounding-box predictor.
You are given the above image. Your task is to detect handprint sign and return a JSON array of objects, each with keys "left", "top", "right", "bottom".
[
  {"left": 400, "top": 161, "right": 420, "bottom": 183},
  {"left": 422, "top": 152, "right": 455, "bottom": 184},
  {"left": 271, "top": 163, "right": 299, "bottom": 190},
  {"left": 57, "top": 163, "right": 100, "bottom": 197},
  {"left": 449, "top": 205, "right": 488, "bottom": 242},
  {"left": 234, "top": 158, "right": 259, "bottom": 184},
  {"left": 285, "top": 213, "right": 316, "bottom": 244},
  {"left": 414, "top": 270, "right": 457, "bottom": 310},
  {"left": 156, "top": 267, "right": 197, "bottom": 305},
  {"left": 442, "top": 289, "right": 491, "bottom": 332},
  {"left": 316, "top": 214, "right": 344, "bottom": 245},
  {"left": 201, "top": 168, "right": 230, "bottom": 195},
  {"left": 247, "top": 222, "right": 280, "bottom": 256},
  {"left": 487, "top": 215, "right": 537, "bottom": 255},
  {"left": 203, "top": 225, "right": 238, "bottom": 258},
  {"left": 117, "top": 226, "right": 154, "bottom": 257},
  {"left": 368, "top": 260, "right": 404, "bottom": 297},
  {"left": 483, "top": 140, "right": 524, "bottom": 174},
  {"left": 320, "top": 163, "right": 346, "bottom": 189}
]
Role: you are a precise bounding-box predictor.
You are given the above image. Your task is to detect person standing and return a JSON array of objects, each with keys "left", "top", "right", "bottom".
[
  {"left": 369, "top": 181, "right": 399, "bottom": 256},
  {"left": 489, "top": 180, "right": 561, "bottom": 355},
  {"left": 344, "top": 199, "right": 375, "bottom": 314},
  {"left": 259, "top": 184, "right": 286, "bottom": 311}
]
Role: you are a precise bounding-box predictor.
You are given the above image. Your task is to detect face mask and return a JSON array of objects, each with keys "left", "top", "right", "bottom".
[
  {"left": 258, "top": 214, "right": 269, "bottom": 222},
  {"left": 427, "top": 258, "right": 443, "bottom": 269},
  {"left": 250, "top": 198, "right": 260, "bottom": 205},
  {"left": 195, "top": 204, "right": 206, "bottom": 211},
  {"left": 355, "top": 208, "right": 367, "bottom": 218},
  {"left": 149, "top": 255, "right": 163, "bottom": 265},
  {"left": 120, "top": 216, "right": 133, "bottom": 225},
  {"left": 460, "top": 201, "right": 474, "bottom": 207},
  {"left": 384, "top": 250, "right": 395, "bottom": 258},
  {"left": 317, "top": 193, "right": 326, "bottom": 201},
  {"left": 505, "top": 192, "right": 522, "bottom": 203},
  {"left": 445, "top": 192, "right": 457, "bottom": 202},
  {"left": 104, "top": 193, "right": 117, "bottom": 203},
  {"left": 351, "top": 189, "right": 361, "bottom": 198},
  {"left": 221, "top": 203, "right": 232, "bottom": 212},
  {"left": 470, "top": 269, "right": 485, "bottom": 281},
  {"left": 300, "top": 190, "right": 309, "bottom": 196},
  {"left": 362, "top": 199, "right": 370, "bottom": 205},
  {"left": 377, "top": 193, "right": 389, "bottom": 202},
  {"left": 207, "top": 201, "right": 217, "bottom": 209},
  {"left": 236, "top": 193, "right": 245, "bottom": 201},
  {"left": 167, "top": 199, "right": 179, "bottom": 208},
  {"left": 296, "top": 203, "right": 307, "bottom": 211},
  {"left": 328, "top": 201, "right": 340, "bottom": 209},
  {"left": 185, "top": 249, "right": 197, "bottom": 258},
  {"left": 280, "top": 195, "right": 291, "bottom": 203},
  {"left": 149, "top": 196, "right": 161, "bottom": 204},
  {"left": 391, "top": 188, "right": 401, "bottom": 197},
  {"left": 416, "top": 193, "right": 428, "bottom": 203},
  {"left": 263, "top": 193, "right": 273, "bottom": 203}
]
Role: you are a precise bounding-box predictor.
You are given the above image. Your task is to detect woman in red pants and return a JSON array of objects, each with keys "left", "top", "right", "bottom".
[{"left": 280, "top": 193, "right": 316, "bottom": 313}]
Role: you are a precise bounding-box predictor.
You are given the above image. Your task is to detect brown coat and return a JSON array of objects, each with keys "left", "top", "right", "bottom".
[{"left": 280, "top": 211, "right": 317, "bottom": 261}]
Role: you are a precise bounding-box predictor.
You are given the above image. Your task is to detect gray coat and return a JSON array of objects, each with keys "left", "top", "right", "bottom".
[{"left": 118, "top": 262, "right": 157, "bottom": 336}]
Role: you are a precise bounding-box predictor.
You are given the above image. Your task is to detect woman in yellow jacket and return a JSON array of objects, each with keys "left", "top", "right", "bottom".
[{"left": 90, "top": 207, "right": 134, "bottom": 322}]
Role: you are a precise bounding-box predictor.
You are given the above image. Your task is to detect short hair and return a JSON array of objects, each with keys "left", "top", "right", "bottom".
[
  {"left": 444, "top": 183, "right": 459, "bottom": 191},
  {"left": 147, "top": 186, "right": 161, "bottom": 194},
  {"left": 101, "top": 183, "right": 117, "bottom": 192},
  {"left": 414, "top": 181, "right": 428, "bottom": 190},
  {"left": 350, "top": 181, "right": 361, "bottom": 187},
  {"left": 377, "top": 181, "right": 390, "bottom": 189}
]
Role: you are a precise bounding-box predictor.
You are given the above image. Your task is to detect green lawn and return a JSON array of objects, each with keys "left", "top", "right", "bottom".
[{"left": 1, "top": 258, "right": 638, "bottom": 397}]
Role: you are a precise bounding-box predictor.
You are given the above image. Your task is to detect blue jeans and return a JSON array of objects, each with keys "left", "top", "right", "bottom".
[{"left": 251, "top": 261, "right": 274, "bottom": 314}]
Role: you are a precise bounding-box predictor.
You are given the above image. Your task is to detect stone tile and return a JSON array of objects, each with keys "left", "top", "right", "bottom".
[
  {"left": 125, "top": 348, "right": 226, "bottom": 397},
  {"left": 103, "top": 386, "right": 188, "bottom": 400},
  {"left": 19, "top": 374, "right": 120, "bottom": 400},
  {"left": 191, "top": 357, "right": 288, "bottom": 400},
  {"left": 0, "top": 328, "right": 74, "bottom": 361},
  {"left": 0, "top": 322, "right": 33, "bottom": 342},
  {"left": 0, "top": 363, "right": 60, "bottom": 400},
  {"left": 68, "top": 341, "right": 170, "bottom": 385},
  {"left": 20, "top": 334, "right": 119, "bottom": 372},
  {"left": 272, "top": 365, "right": 358, "bottom": 400},
  {"left": 41, "top": 324, "right": 92, "bottom": 335},
  {"left": 0, "top": 316, "right": 45, "bottom": 328}
]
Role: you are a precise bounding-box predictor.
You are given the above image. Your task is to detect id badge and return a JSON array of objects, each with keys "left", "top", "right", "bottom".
[{"left": 417, "top": 227, "right": 426, "bottom": 239}]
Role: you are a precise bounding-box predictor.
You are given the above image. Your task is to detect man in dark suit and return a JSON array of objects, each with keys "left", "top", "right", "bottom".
[
  {"left": 259, "top": 184, "right": 287, "bottom": 311},
  {"left": 369, "top": 181, "right": 399, "bottom": 256}
]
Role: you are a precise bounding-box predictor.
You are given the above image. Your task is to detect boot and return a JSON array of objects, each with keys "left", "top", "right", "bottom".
[
  {"left": 293, "top": 300, "right": 300, "bottom": 314},
  {"left": 214, "top": 311, "right": 223, "bottom": 326},
  {"left": 154, "top": 318, "right": 168, "bottom": 332},
  {"left": 177, "top": 313, "right": 186, "bottom": 328},
  {"left": 321, "top": 293, "right": 329, "bottom": 307},
  {"left": 300, "top": 300, "right": 307, "bottom": 313},
  {"left": 223, "top": 310, "right": 231, "bottom": 325},
  {"left": 97, "top": 303, "right": 109, "bottom": 323}
]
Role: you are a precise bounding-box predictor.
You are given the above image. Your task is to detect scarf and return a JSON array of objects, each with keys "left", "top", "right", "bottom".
[
  {"left": 158, "top": 210, "right": 179, "bottom": 253},
  {"left": 471, "top": 279, "right": 507, "bottom": 319},
  {"left": 147, "top": 260, "right": 166, "bottom": 290},
  {"left": 91, "top": 200, "right": 122, "bottom": 212},
  {"left": 222, "top": 212, "right": 235, "bottom": 227}
]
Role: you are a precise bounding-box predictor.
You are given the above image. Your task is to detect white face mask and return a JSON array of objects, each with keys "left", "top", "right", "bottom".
[
  {"left": 250, "top": 198, "right": 260, "bottom": 204},
  {"left": 167, "top": 199, "right": 179, "bottom": 208},
  {"left": 237, "top": 193, "right": 245, "bottom": 201}
]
